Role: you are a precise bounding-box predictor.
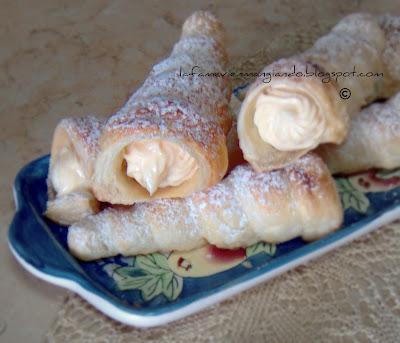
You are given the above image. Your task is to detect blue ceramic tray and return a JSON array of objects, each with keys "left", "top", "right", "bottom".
[{"left": 8, "top": 154, "right": 400, "bottom": 327}]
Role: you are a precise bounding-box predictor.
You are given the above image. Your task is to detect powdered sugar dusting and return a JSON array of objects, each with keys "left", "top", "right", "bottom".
[
  {"left": 286, "top": 153, "right": 325, "bottom": 190},
  {"left": 69, "top": 153, "right": 339, "bottom": 258},
  {"left": 181, "top": 10, "right": 226, "bottom": 46},
  {"left": 358, "top": 92, "right": 400, "bottom": 138},
  {"left": 61, "top": 116, "right": 103, "bottom": 158},
  {"left": 333, "top": 13, "right": 385, "bottom": 49},
  {"left": 104, "top": 11, "right": 230, "bottom": 160},
  {"left": 106, "top": 97, "right": 225, "bottom": 159},
  {"left": 318, "top": 91, "right": 400, "bottom": 174},
  {"left": 304, "top": 14, "right": 385, "bottom": 110}
]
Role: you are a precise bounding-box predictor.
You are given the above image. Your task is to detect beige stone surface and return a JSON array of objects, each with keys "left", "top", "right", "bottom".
[{"left": 1, "top": 1, "right": 400, "bottom": 342}]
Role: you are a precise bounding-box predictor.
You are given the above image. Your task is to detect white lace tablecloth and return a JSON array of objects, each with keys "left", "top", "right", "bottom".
[{"left": 46, "top": 222, "right": 400, "bottom": 343}]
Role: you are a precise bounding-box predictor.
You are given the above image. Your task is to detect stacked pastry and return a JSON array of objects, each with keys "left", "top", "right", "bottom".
[
  {"left": 69, "top": 154, "right": 342, "bottom": 260},
  {"left": 45, "top": 12, "right": 400, "bottom": 261},
  {"left": 238, "top": 13, "right": 400, "bottom": 172}
]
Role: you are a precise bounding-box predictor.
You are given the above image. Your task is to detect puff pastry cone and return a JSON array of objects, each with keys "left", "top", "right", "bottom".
[
  {"left": 45, "top": 117, "right": 102, "bottom": 226},
  {"left": 68, "top": 153, "right": 343, "bottom": 261},
  {"left": 92, "top": 11, "right": 232, "bottom": 205},
  {"left": 238, "top": 13, "right": 400, "bottom": 173},
  {"left": 316, "top": 92, "right": 400, "bottom": 174}
]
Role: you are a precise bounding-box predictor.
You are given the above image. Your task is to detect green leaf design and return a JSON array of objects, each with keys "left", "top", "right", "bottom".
[
  {"left": 114, "top": 266, "right": 143, "bottom": 278},
  {"left": 161, "top": 271, "right": 174, "bottom": 288},
  {"left": 112, "top": 253, "right": 183, "bottom": 302},
  {"left": 117, "top": 275, "right": 155, "bottom": 291},
  {"left": 335, "top": 178, "right": 370, "bottom": 213},
  {"left": 163, "top": 273, "right": 183, "bottom": 301},
  {"left": 135, "top": 253, "right": 170, "bottom": 275},
  {"left": 141, "top": 276, "right": 164, "bottom": 301},
  {"left": 246, "top": 242, "right": 277, "bottom": 258}
]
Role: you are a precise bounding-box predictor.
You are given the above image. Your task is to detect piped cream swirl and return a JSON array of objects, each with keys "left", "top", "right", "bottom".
[
  {"left": 253, "top": 88, "right": 326, "bottom": 151},
  {"left": 124, "top": 140, "right": 198, "bottom": 195}
]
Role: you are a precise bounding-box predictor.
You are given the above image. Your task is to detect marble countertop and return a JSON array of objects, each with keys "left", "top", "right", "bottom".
[{"left": 2, "top": 1, "right": 399, "bottom": 342}]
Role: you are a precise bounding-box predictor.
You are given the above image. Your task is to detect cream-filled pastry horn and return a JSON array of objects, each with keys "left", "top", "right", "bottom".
[
  {"left": 45, "top": 116, "right": 102, "bottom": 225},
  {"left": 68, "top": 153, "right": 343, "bottom": 261},
  {"left": 316, "top": 92, "right": 400, "bottom": 174},
  {"left": 92, "top": 11, "right": 231, "bottom": 204},
  {"left": 239, "top": 13, "right": 400, "bottom": 172}
]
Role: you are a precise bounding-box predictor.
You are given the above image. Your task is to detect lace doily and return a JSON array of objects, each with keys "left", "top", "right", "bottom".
[
  {"left": 46, "top": 222, "right": 400, "bottom": 343},
  {"left": 46, "top": 20, "right": 400, "bottom": 343}
]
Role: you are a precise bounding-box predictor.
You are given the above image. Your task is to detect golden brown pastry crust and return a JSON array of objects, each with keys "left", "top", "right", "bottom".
[
  {"left": 92, "top": 11, "right": 232, "bottom": 204},
  {"left": 68, "top": 153, "right": 343, "bottom": 261},
  {"left": 316, "top": 93, "right": 400, "bottom": 174}
]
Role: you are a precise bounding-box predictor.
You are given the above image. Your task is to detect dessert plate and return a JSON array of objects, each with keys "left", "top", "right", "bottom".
[{"left": 8, "top": 85, "right": 400, "bottom": 327}]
